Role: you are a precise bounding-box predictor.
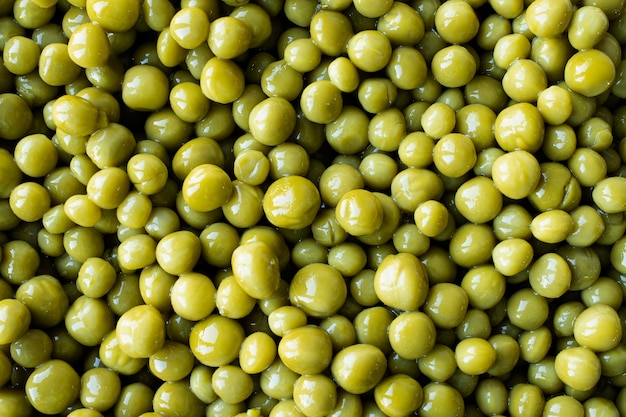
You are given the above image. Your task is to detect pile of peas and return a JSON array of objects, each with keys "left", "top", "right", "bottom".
[{"left": 0, "top": 0, "right": 626, "bottom": 415}]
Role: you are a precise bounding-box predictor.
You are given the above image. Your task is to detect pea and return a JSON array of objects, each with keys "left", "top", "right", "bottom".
[
  {"left": 278, "top": 325, "right": 333, "bottom": 375},
  {"left": 263, "top": 175, "right": 321, "bottom": 229},
  {"left": 248, "top": 97, "right": 296, "bottom": 146},
  {"left": 564, "top": 49, "right": 616, "bottom": 97},
  {"left": 25, "top": 359, "right": 80, "bottom": 415},
  {"left": 418, "top": 382, "right": 465, "bottom": 417},
  {"left": 374, "top": 252, "right": 429, "bottom": 311},
  {"left": 190, "top": 315, "right": 244, "bottom": 367},
  {"left": 555, "top": 346, "right": 601, "bottom": 391},
  {"left": 431, "top": 45, "right": 476, "bottom": 88},
  {"left": 331, "top": 344, "right": 386, "bottom": 394}
]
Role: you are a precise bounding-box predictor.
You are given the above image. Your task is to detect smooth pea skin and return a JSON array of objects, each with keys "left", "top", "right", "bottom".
[
  {"left": 181, "top": 163, "right": 232, "bottom": 212},
  {"left": 0, "top": 299, "right": 31, "bottom": 345},
  {"left": 278, "top": 325, "right": 333, "bottom": 375},
  {"left": 231, "top": 241, "right": 280, "bottom": 299},
  {"left": 335, "top": 189, "right": 384, "bottom": 236},
  {"left": 564, "top": 49, "right": 615, "bottom": 97},
  {"left": 455, "top": 338, "right": 497, "bottom": 375},
  {"left": 263, "top": 175, "right": 321, "bottom": 229},
  {"left": 190, "top": 315, "right": 244, "bottom": 367},
  {"left": 289, "top": 263, "right": 347, "bottom": 318},
  {"left": 116, "top": 304, "right": 165, "bottom": 359},
  {"left": 374, "top": 252, "right": 429, "bottom": 311},
  {"left": 573, "top": 304, "right": 621, "bottom": 352},
  {"left": 555, "top": 346, "right": 601, "bottom": 391},
  {"left": 25, "top": 359, "right": 80, "bottom": 415},
  {"left": 331, "top": 344, "right": 387, "bottom": 394}
]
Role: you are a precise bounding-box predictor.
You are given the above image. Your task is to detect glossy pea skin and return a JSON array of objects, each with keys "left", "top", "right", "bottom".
[
  {"left": 25, "top": 359, "right": 80, "bottom": 415},
  {"left": 331, "top": 343, "right": 387, "bottom": 394}
]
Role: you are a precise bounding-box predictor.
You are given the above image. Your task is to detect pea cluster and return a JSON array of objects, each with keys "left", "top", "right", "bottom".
[{"left": 0, "top": 0, "right": 625, "bottom": 416}]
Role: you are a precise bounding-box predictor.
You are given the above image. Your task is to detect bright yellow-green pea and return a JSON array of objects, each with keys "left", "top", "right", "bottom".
[
  {"left": 0, "top": 298, "right": 31, "bottom": 345},
  {"left": 239, "top": 332, "right": 276, "bottom": 375},
  {"left": 421, "top": 102, "right": 455, "bottom": 139},
  {"left": 494, "top": 102, "right": 544, "bottom": 152},
  {"left": 334, "top": 189, "right": 383, "bottom": 236},
  {"left": 573, "top": 304, "right": 621, "bottom": 352},
  {"left": 543, "top": 395, "right": 584, "bottom": 417},
  {"left": 367, "top": 108, "right": 405, "bottom": 152},
  {"left": 555, "top": 347, "right": 601, "bottom": 391},
  {"left": 309, "top": 10, "right": 353, "bottom": 57},
  {"left": 565, "top": 49, "right": 616, "bottom": 97},
  {"left": 358, "top": 77, "right": 397, "bottom": 114},
  {"left": 3, "top": 35, "right": 40, "bottom": 75},
  {"left": 502, "top": 58, "right": 547, "bottom": 102},
  {"left": 347, "top": 30, "right": 391, "bottom": 72},
  {"left": 530, "top": 209, "right": 574, "bottom": 244},
  {"left": 525, "top": 0, "right": 572, "bottom": 38},
  {"left": 374, "top": 252, "right": 428, "bottom": 311},
  {"left": 492, "top": 238, "right": 533, "bottom": 277},
  {"left": 121, "top": 65, "right": 169, "bottom": 111},
  {"left": 155, "top": 230, "right": 201, "bottom": 276},
  {"left": 300, "top": 79, "right": 343, "bottom": 124},
  {"left": 86, "top": 167, "right": 130, "bottom": 210},
  {"left": 168, "top": 7, "right": 209, "bottom": 49},
  {"left": 25, "top": 360, "right": 80, "bottom": 415},
  {"left": 592, "top": 177, "right": 626, "bottom": 214},
  {"left": 528, "top": 252, "right": 572, "bottom": 299},
  {"left": 68, "top": 23, "right": 110, "bottom": 68},
  {"left": 537, "top": 85, "right": 573, "bottom": 125},
  {"left": 85, "top": 0, "right": 139, "bottom": 32},
  {"left": 568, "top": 6, "right": 609, "bottom": 51},
  {"left": 231, "top": 241, "right": 280, "bottom": 299},
  {"left": 434, "top": 0, "right": 479, "bottom": 44},
  {"left": 52, "top": 94, "right": 107, "bottom": 137},
  {"left": 289, "top": 263, "right": 347, "bottom": 318},
  {"left": 455, "top": 338, "right": 496, "bottom": 376},
  {"left": 433, "top": 133, "right": 477, "bottom": 178},
  {"left": 180, "top": 163, "right": 232, "bottom": 213},
  {"left": 491, "top": 150, "right": 540, "bottom": 199},
  {"left": 386, "top": 46, "right": 427, "bottom": 90},
  {"left": 156, "top": 28, "right": 186, "bottom": 68},
  {"left": 116, "top": 304, "right": 165, "bottom": 359},
  {"left": 208, "top": 16, "right": 251, "bottom": 59},
  {"left": 454, "top": 176, "right": 502, "bottom": 224},
  {"left": 201, "top": 57, "right": 245, "bottom": 104},
  {"left": 398, "top": 132, "right": 434, "bottom": 169},
  {"left": 377, "top": 1, "right": 424, "bottom": 45},
  {"left": 63, "top": 194, "right": 101, "bottom": 227},
  {"left": 263, "top": 175, "right": 321, "bottom": 229},
  {"left": 14, "top": 133, "right": 57, "bottom": 178},
  {"left": 373, "top": 374, "right": 422, "bottom": 417},
  {"left": 278, "top": 325, "right": 333, "bottom": 375},
  {"left": 153, "top": 380, "right": 205, "bottom": 417},
  {"left": 261, "top": 60, "right": 303, "bottom": 100},
  {"left": 431, "top": 45, "right": 476, "bottom": 88},
  {"left": 169, "top": 82, "right": 210, "bottom": 124},
  {"left": 80, "top": 368, "right": 121, "bottom": 411},
  {"left": 331, "top": 343, "right": 386, "bottom": 394},
  {"left": 9, "top": 182, "right": 51, "bottom": 222},
  {"left": 282, "top": 38, "right": 320, "bottom": 73},
  {"left": 249, "top": 97, "right": 296, "bottom": 146}
]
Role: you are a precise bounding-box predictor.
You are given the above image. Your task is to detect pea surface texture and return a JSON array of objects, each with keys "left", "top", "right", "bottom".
[{"left": 0, "top": 0, "right": 625, "bottom": 416}]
